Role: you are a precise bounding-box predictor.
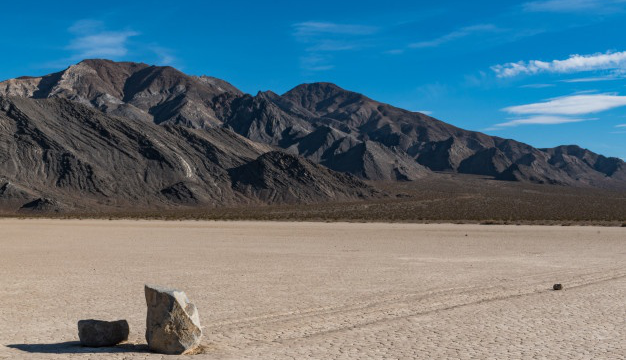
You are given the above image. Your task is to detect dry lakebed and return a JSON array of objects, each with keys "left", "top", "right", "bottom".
[{"left": 0, "top": 219, "right": 624, "bottom": 359}]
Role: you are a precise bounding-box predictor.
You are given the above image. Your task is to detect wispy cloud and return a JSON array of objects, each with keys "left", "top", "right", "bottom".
[
  {"left": 305, "top": 40, "right": 361, "bottom": 52},
  {"left": 293, "top": 22, "right": 378, "bottom": 39},
  {"left": 560, "top": 75, "right": 624, "bottom": 83},
  {"left": 503, "top": 94, "right": 626, "bottom": 115},
  {"left": 492, "top": 51, "right": 626, "bottom": 78},
  {"left": 292, "top": 21, "right": 378, "bottom": 72},
  {"left": 520, "top": 83, "right": 556, "bottom": 88},
  {"left": 66, "top": 20, "right": 138, "bottom": 59},
  {"left": 148, "top": 45, "right": 177, "bottom": 66},
  {"left": 414, "top": 83, "right": 449, "bottom": 101},
  {"left": 409, "top": 24, "right": 498, "bottom": 48},
  {"left": 385, "top": 49, "right": 405, "bottom": 55},
  {"left": 299, "top": 54, "right": 334, "bottom": 72},
  {"left": 40, "top": 20, "right": 179, "bottom": 70},
  {"left": 616, "top": 124, "right": 626, "bottom": 127},
  {"left": 68, "top": 19, "right": 102, "bottom": 33},
  {"left": 493, "top": 93, "right": 626, "bottom": 128},
  {"left": 495, "top": 115, "right": 589, "bottom": 127},
  {"left": 415, "top": 110, "right": 433, "bottom": 115},
  {"left": 523, "top": 0, "right": 626, "bottom": 13}
]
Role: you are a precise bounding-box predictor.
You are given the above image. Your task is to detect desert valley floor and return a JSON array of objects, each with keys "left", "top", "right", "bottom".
[{"left": 0, "top": 220, "right": 624, "bottom": 359}]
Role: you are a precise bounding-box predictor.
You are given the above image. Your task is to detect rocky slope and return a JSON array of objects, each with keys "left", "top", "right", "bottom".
[
  {"left": 1, "top": 59, "right": 625, "bottom": 190},
  {"left": 0, "top": 96, "right": 374, "bottom": 212}
]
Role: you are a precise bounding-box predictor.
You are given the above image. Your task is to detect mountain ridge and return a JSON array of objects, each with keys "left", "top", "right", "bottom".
[{"left": 1, "top": 59, "right": 625, "bottom": 207}]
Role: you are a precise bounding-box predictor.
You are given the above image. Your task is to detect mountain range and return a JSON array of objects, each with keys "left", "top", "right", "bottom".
[{"left": 1, "top": 59, "right": 624, "bottom": 212}]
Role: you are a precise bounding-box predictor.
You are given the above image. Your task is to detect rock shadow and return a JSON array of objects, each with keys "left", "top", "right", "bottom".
[{"left": 7, "top": 341, "right": 149, "bottom": 354}]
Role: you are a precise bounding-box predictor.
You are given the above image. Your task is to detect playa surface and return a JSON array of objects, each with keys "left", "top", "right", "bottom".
[{"left": 0, "top": 219, "right": 624, "bottom": 359}]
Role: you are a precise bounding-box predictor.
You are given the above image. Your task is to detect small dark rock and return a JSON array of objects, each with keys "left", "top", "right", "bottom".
[
  {"left": 553, "top": 284, "right": 563, "bottom": 291},
  {"left": 78, "top": 319, "right": 129, "bottom": 347}
]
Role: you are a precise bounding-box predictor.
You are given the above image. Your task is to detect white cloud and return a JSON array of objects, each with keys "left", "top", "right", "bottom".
[
  {"left": 616, "top": 124, "right": 626, "bottom": 127},
  {"left": 66, "top": 20, "right": 138, "bottom": 60},
  {"left": 503, "top": 94, "right": 626, "bottom": 115},
  {"left": 492, "top": 51, "right": 626, "bottom": 78},
  {"left": 409, "top": 24, "right": 498, "bottom": 48},
  {"left": 494, "top": 115, "right": 590, "bottom": 127},
  {"left": 523, "top": 0, "right": 626, "bottom": 12}
]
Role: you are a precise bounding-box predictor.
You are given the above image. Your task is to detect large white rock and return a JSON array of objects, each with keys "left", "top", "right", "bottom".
[{"left": 144, "top": 285, "right": 202, "bottom": 354}]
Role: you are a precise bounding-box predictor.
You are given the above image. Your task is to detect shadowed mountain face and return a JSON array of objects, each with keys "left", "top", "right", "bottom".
[
  {"left": 0, "top": 96, "right": 374, "bottom": 212},
  {"left": 1, "top": 59, "right": 625, "bottom": 196}
]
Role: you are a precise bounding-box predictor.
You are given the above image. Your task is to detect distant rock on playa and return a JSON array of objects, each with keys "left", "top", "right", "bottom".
[
  {"left": 553, "top": 284, "right": 563, "bottom": 290},
  {"left": 144, "top": 285, "right": 203, "bottom": 354},
  {"left": 77, "top": 319, "right": 129, "bottom": 347}
]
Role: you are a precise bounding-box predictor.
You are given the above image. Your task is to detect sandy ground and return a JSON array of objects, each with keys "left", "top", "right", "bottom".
[{"left": 0, "top": 220, "right": 624, "bottom": 359}]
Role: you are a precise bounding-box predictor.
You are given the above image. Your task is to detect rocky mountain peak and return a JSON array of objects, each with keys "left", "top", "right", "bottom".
[{"left": 282, "top": 82, "right": 365, "bottom": 114}]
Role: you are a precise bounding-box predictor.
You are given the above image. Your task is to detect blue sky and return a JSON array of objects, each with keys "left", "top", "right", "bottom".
[{"left": 1, "top": 0, "right": 626, "bottom": 159}]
